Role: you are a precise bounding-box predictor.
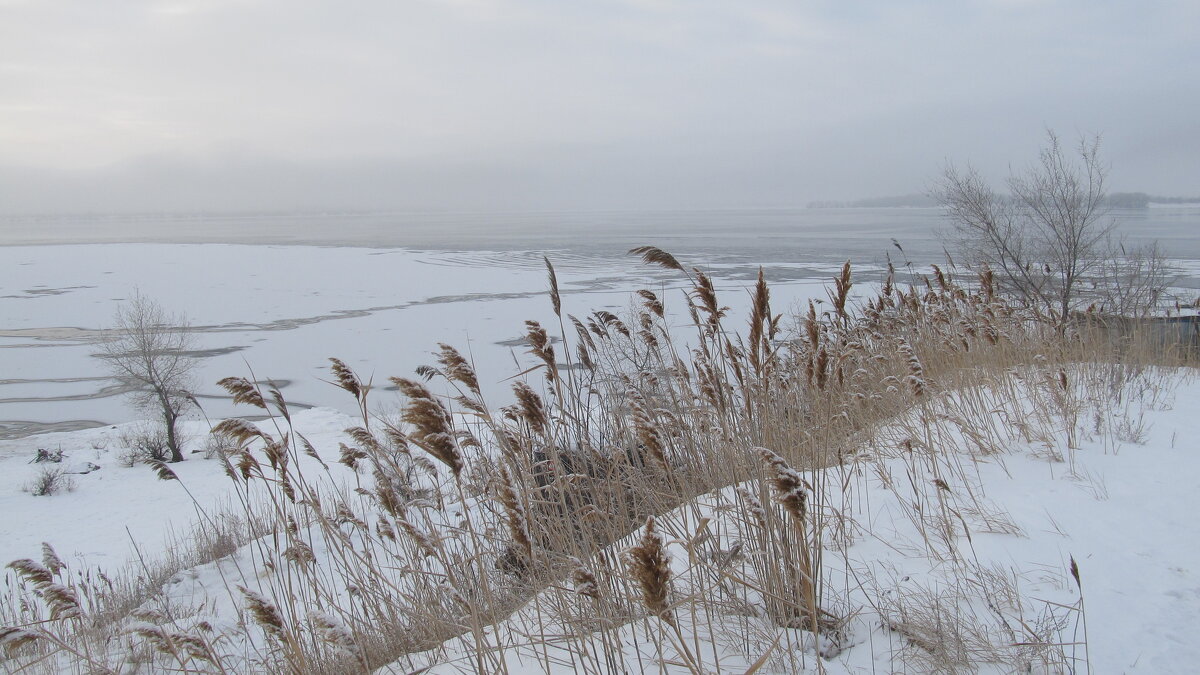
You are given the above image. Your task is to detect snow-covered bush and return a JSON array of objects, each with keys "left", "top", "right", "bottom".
[
  {"left": 26, "top": 466, "right": 75, "bottom": 497},
  {"left": 116, "top": 424, "right": 172, "bottom": 466}
]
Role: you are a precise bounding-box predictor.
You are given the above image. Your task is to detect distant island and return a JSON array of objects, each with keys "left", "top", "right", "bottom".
[{"left": 808, "top": 192, "right": 1200, "bottom": 209}]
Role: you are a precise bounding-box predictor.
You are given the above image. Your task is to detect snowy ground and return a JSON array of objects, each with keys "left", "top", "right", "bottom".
[
  {"left": 0, "top": 410, "right": 360, "bottom": 572},
  {"left": 3, "top": 366, "right": 1197, "bottom": 673}
]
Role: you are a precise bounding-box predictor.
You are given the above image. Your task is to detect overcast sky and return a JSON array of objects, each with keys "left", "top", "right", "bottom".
[{"left": 1, "top": 0, "right": 1196, "bottom": 213}]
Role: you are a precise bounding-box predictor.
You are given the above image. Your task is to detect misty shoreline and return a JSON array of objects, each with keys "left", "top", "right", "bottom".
[{"left": 4, "top": 206, "right": 1199, "bottom": 259}]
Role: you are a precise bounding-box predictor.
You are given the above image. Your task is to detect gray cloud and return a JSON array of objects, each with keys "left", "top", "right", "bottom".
[{"left": 1, "top": 0, "right": 1196, "bottom": 212}]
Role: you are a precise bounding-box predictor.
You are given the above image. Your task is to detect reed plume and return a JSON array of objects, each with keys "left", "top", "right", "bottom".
[
  {"left": 8, "top": 559, "right": 53, "bottom": 586},
  {"left": 545, "top": 256, "right": 562, "bottom": 317},
  {"left": 828, "top": 260, "right": 853, "bottom": 325},
  {"left": 628, "top": 246, "right": 685, "bottom": 273},
  {"left": 40, "top": 543, "right": 64, "bottom": 578},
  {"left": 496, "top": 465, "right": 533, "bottom": 560},
  {"left": 391, "top": 377, "right": 464, "bottom": 477},
  {"left": 308, "top": 610, "right": 363, "bottom": 664},
  {"left": 748, "top": 268, "right": 772, "bottom": 375},
  {"left": 626, "top": 516, "right": 674, "bottom": 623},
  {"left": 328, "top": 357, "right": 362, "bottom": 398},
  {"left": 757, "top": 447, "right": 809, "bottom": 523},
  {"left": 898, "top": 340, "right": 927, "bottom": 397},
  {"left": 41, "top": 584, "right": 81, "bottom": 620},
  {"left": 0, "top": 627, "right": 40, "bottom": 655},
  {"left": 512, "top": 381, "right": 548, "bottom": 435},
  {"left": 524, "top": 320, "right": 557, "bottom": 375},
  {"left": 147, "top": 459, "right": 178, "bottom": 481},
  {"left": 436, "top": 343, "right": 480, "bottom": 396},
  {"left": 238, "top": 586, "right": 286, "bottom": 642},
  {"left": 211, "top": 418, "right": 265, "bottom": 445},
  {"left": 571, "top": 560, "right": 601, "bottom": 601},
  {"left": 691, "top": 269, "right": 726, "bottom": 328},
  {"left": 637, "top": 289, "right": 665, "bottom": 318},
  {"left": 217, "top": 376, "right": 266, "bottom": 409}
]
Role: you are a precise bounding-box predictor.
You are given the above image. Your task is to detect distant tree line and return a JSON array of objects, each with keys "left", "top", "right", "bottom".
[
  {"left": 1104, "top": 192, "right": 1152, "bottom": 208},
  {"left": 1104, "top": 192, "right": 1200, "bottom": 207},
  {"left": 1103, "top": 193, "right": 1200, "bottom": 208},
  {"left": 810, "top": 191, "right": 1200, "bottom": 210},
  {"left": 807, "top": 194, "right": 938, "bottom": 209}
]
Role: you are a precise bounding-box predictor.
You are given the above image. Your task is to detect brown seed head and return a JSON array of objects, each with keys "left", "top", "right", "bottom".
[
  {"left": 629, "top": 246, "right": 685, "bottom": 273},
  {"left": 757, "top": 447, "right": 809, "bottom": 523},
  {"left": 217, "top": 376, "right": 266, "bottom": 409},
  {"left": 437, "top": 343, "right": 481, "bottom": 395},
  {"left": 0, "top": 627, "right": 40, "bottom": 655},
  {"left": 238, "top": 586, "right": 285, "bottom": 641},
  {"left": 7, "top": 559, "right": 52, "bottom": 586},
  {"left": 328, "top": 358, "right": 362, "bottom": 398},
  {"left": 571, "top": 560, "right": 601, "bottom": 600},
  {"left": 626, "top": 516, "right": 674, "bottom": 623},
  {"left": 545, "top": 256, "right": 562, "bottom": 317}
]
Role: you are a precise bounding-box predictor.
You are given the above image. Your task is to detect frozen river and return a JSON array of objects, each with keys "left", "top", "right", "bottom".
[{"left": 2, "top": 207, "right": 1198, "bottom": 437}]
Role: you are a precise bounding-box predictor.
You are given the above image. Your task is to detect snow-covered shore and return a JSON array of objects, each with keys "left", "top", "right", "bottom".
[{"left": 3, "top": 365, "right": 1197, "bottom": 672}]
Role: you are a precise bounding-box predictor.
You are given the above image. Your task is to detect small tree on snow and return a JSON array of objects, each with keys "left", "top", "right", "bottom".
[{"left": 101, "top": 294, "right": 197, "bottom": 463}]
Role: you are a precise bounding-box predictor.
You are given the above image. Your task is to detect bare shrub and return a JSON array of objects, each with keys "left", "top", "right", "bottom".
[
  {"left": 1113, "top": 409, "right": 1150, "bottom": 445},
  {"left": 27, "top": 467, "right": 75, "bottom": 496},
  {"left": 116, "top": 424, "right": 171, "bottom": 466},
  {"left": 1096, "top": 241, "right": 1175, "bottom": 317},
  {"left": 202, "top": 428, "right": 239, "bottom": 460}
]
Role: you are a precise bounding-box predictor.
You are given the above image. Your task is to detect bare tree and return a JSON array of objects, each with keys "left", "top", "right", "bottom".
[
  {"left": 935, "top": 131, "right": 1119, "bottom": 324},
  {"left": 101, "top": 294, "right": 197, "bottom": 462}
]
